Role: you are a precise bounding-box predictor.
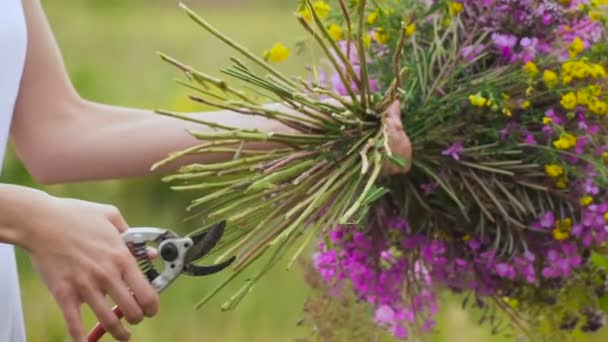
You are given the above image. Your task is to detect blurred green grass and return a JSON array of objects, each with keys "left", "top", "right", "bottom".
[{"left": 2, "top": 1, "right": 608, "bottom": 341}]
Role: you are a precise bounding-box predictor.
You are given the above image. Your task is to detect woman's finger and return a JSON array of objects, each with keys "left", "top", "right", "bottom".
[{"left": 80, "top": 286, "right": 130, "bottom": 341}]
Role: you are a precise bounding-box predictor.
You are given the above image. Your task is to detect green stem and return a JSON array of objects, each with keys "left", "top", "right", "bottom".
[{"left": 179, "top": 3, "right": 300, "bottom": 89}]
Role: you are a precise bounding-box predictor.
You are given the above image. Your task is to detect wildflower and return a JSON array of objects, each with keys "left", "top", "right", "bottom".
[
  {"left": 576, "top": 90, "right": 590, "bottom": 105},
  {"left": 589, "top": 85, "right": 603, "bottom": 96},
  {"left": 503, "top": 297, "right": 520, "bottom": 309},
  {"left": 543, "top": 70, "right": 559, "bottom": 87},
  {"left": 298, "top": 8, "right": 312, "bottom": 21},
  {"left": 374, "top": 28, "right": 390, "bottom": 44},
  {"left": 581, "top": 196, "right": 593, "bottom": 206},
  {"left": 502, "top": 108, "right": 513, "bottom": 117},
  {"left": 313, "top": 1, "right": 330, "bottom": 18},
  {"left": 603, "top": 151, "right": 608, "bottom": 160},
  {"left": 584, "top": 179, "right": 600, "bottom": 195},
  {"left": 524, "top": 61, "right": 539, "bottom": 76},
  {"left": 442, "top": 142, "right": 464, "bottom": 161},
  {"left": 553, "top": 218, "right": 572, "bottom": 241},
  {"left": 556, "top": 177, "right": 568, "bottom": 189},
  {"left": 520, "top": 100, "right": 531, "bottom": 110},
  {"left": 589, "top": 98, "right": 608, "bottom": 115},
  {"left": 460, "top": 44, "right": 485, "bottom": 62},
  {"left": 363, "top": 33, "right": 372, "bottom": 49},
  {"left": 545, "top": 164, "right": 564, "bottom": 178},
  {"left": 327, "top": 24, "right": 343, "bottom": 41},
  {"left": 553, "top": 133, "right": 577, "bottom": 150},
  {"left": 543, "top": 116, "right": 553, "bottom": 124},
  {"left": 569, "top": 37, "right": 585, "bottom": 58},
  {"left": 367, "top": 11, "right": 378, "bottom": 25},
  {"left": 590, "top": 64, "right": 606, "bottom": 78},
  {"left": 264, "top": 43, "right": 290, "bottom": 63},
  {"left": 495, "top": 264, "right": 516, "bottom": 280},
  {"left": 523, "top": 134, "right": 536, "bottom": 144},
  {"left": 604, "top": 212, "right": 608, "bottom": 223},
  {"left": 449, "top": 1, "right": 464, "bottom": 16},
  {"left": 469, "top": 93, "right": 488, "bottom": 107},
  {"left": 590, "top": 11, "right": 603, "bottom": 22},
  {"left": 405, "top": 23, "right": 416, "bottom": 37},
  {"left": 560, "top": 92, "right": 577, "bottom": 110}
]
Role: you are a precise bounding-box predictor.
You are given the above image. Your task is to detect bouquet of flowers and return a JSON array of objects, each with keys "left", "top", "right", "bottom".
[{"left": 155, "top": 0, "right": 608, "bottom": 339}]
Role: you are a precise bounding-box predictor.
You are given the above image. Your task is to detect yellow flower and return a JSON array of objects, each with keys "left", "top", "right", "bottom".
[
  {"left": 520, "top": 100, "right": 531, "bottom": 109},
  {"left": 502, "top": 108, "right": 513, "bottom": 117},
  {"left": 589, "top": 85, "right": 603, "bottom": 97},
  {"left": 545, "top": 164, "right": 564, "bottom": 178},
  {"left": 604, "top": 212, "right": 608, "bottom": 223},
  {"left": 313, "top": 0, "right": 331, "bottom": 18},
  {"left": 553, "top": 218, "right": 572, "bottom": 241},
  {"left": 363, "top": 33, "right": 372, "bottom": 49},
  {"left": 553, "top": 229, "right": 570, "bottom": 240},
  {"left": 524, "top": 61, "right": 539, "bottom": 76},
  {"left": 556, "top": 177, "right": 568, "bottom": 189},
  {"left": 576, "top": 90, "right": 590, "bottom": 105},
  {"left": 328, "top": 24, "right": 343, "bottom": 41},
  {"left": 590, "top": 11, "right": 604, "bottom": 21},
  {"left": 449, "top": 1, "right": 464, "bottom": 16},
  {"left": 368, "top": 11, "right": 379, "bottom": 25},
  {"left": 469, "top": 93, "right": 488, "bottom": 107},
  {"left": 581, "top": 196, "right": 594, "bottom": 206},
  {"left": 298, "top": 8, "right": 312, "bottom": 21},
  {"left": 553, "top": 133, "right": 577, "bottom": 150},
  {"left": 543, "top": 70, "right": 559, "bottom": 87},
  {"left": 264, "top": 43, "right": 290, "bottom": 63},
  {"left": 590, "top": 64, "right": 607, "bottom": 78},
  {"left": 374, "top": 28, "right": 390, "bottom": 44},
  {"left": 503, "top": 297, "right": 520, "bottom": 309},
  {"left": 560, "top": 92, "right": 577, "bottom": 110},
  {"left": 588, "top": 98, "right": 608, "bottom": 115},
  {"left": 569, "top": 37, "right": 585, "bottom": 58},
  {"left": 542, "top": 116, "right": 553, "bottom": 124},
  {"left": 405, "top": 23, "right": 416, "bottom": 37},
  {"left": 563, "top": 75, "right": 573, "bottom": 85}
]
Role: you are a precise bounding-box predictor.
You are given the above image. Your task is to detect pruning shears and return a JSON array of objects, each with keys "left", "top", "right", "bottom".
[{"left": 87, "top": 221, "right": 235, "bottom": 341}]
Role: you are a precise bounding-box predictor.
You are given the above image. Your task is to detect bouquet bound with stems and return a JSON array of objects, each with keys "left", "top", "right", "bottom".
[{"left": 154, "top": 0, "right": 608, "bottom": 339}]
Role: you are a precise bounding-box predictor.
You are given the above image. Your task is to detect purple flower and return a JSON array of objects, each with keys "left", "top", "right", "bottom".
[
  {"left": 420, "top": 182, "right": 439, "bottom": 196},
  {"left": 538, "top": 211, "right": 556, "bottom": 229},
  {"left": 584, "top": 179, "right": 600, "bottom": 195},
  {"left": 523, "top": 133, "right": 537, "bottom": 144},
  {"left": 375, "top": 305, "right": 395, "bottom": 326},
  {"left": 495, "top": 263, "right": 516, "bottom": 280},
  {"left": 442, "top": 142, "right": 464, "bottom": 161},
  {"left": 461, "top": 44, "right": 486, "bottom": 62}
]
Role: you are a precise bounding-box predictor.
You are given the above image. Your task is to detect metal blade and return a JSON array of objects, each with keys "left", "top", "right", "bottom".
[
  {"left": 184, "top": 221, "right": 226, "bottom": 264},
  {"left": 183, "top": 256, "right": 236, "bottom": 276}
]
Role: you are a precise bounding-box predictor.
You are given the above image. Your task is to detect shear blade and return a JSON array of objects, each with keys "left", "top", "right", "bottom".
[
  {"left": 183, "top": 256, "right": 236, "bottom": 276},
  {"left": 185, "top": 221, "right": 227, "bottom": 264}
]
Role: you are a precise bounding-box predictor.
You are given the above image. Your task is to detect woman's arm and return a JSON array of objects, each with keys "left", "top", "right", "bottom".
[
  {"left": 12, "top": 0, "right": 287, "bottom": 184},
  {"left": 13, "top": 0, "right": 411, "bottom": 184}
]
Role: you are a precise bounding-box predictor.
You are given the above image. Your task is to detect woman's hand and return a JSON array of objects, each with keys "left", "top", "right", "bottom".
[
  {"left": 21, "top": 195, "right": 159, "bottom": 341},
  {"left": 384, "top": 101, "right": 412, "bottom": 175}
]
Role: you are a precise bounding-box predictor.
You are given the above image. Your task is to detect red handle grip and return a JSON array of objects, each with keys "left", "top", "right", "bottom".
[{"left": 87, "top": 306, "right": 123, "bottom": 342}]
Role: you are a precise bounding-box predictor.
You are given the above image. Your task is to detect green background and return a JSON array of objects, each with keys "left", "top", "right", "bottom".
[{"left": 1, "top": 1, "right": 607, "bottom": 341}]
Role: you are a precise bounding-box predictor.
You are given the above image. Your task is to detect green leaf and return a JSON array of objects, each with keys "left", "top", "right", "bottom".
[
  {"left": 387, "top": 154, "right": 408, "bottom": 168},
  {"left": 362, "top": 186, "right": 390, "bottom": 206}
]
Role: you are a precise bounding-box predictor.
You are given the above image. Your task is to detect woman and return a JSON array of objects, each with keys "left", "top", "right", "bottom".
[{"left": 0, "top": 1, "right": 411, "bottom": 341}]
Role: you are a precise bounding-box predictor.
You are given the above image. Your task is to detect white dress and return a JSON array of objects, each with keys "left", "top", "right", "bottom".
[{"left": 0, "top": 0, "right": 28, "bottom": 341}]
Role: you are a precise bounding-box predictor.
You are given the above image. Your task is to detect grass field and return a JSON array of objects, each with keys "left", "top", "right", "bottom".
[{"left": 2, "top": 1, "right": 608, "bottom": 341}]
